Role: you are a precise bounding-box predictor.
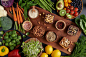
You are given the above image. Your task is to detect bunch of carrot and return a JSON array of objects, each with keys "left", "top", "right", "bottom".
[{"left": 10, "top": 3, "right": 25, "bottom": 33}]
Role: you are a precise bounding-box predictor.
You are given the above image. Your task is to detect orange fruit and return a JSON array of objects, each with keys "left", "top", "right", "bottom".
[
  {"left": 64, "top": 0, "right": 67, "bottom": 2},
  {"left": 68, "top": 0, "right": 72, "bottom": 3},
  {"left": 64, "top": 8, "right": 66, "bottom": 10}
]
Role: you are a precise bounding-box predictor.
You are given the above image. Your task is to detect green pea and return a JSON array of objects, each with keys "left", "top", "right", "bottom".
[
  {"left": 12, "top": 30, "right": 16, "bottom": 34},
  {"left": 10, "top": 46, "right": 14, "bottom": 50},
  {"left": 6, "top": 39, "right": 11, "bottom": 42},
  {"left": 9, "top": 42, "right": 13, "bottom": 46},
  {"left": 11, "top": 34, "right": 16, "bottom": 37},
  {"left": 0, "top": 42, "right": 2, "bottom": 46},
  {"left": 13, "top": 36, "right": 17, "bottom": 40},
  {"left": 13, "top": 44, "right": 16, "bottom": 47},
  {"left": 16, "top": 39, "right": 20, "bottom": 42},
  {"left": 9, "top": 31, "right": 13, "bottom": 35}
]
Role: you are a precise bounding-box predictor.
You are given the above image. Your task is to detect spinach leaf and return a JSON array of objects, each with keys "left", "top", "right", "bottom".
[
  {"left": 19, "top": 0, "right": 22, "bottom": 5},
  {"left": 0, "top": 17, "right": 12, "bottom": 30},
  {"left": 75, "top": 18, "right": 80, "bottom": 27}
]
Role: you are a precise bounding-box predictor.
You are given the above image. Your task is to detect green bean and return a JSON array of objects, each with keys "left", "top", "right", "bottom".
[
  {"left": 37, "top": 0, "right": 46, "bottom": 10},
  {"left": 47, "top": 0, "right": 54, "bottom": 4},
  {"left": 44, "top": 0, "right": 55, "bottom": 10},
  {"left": 40, "top": 0, "right": 52, "bottom": 13}
]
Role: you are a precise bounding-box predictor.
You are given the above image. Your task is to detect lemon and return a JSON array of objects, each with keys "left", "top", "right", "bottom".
[
  {"left": 40, "top": 53, "right": 48, "bottom": 57},
  {"left": 51, "top": 49, "right": 61, "bottom": 57},
  {"left": 45, "top": 45, "right": 53, "bottom": 54}
]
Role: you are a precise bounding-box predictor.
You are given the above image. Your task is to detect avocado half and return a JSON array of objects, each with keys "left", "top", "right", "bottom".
[{"left": 56, "top": 0, "right": 64, "bottom": 10}]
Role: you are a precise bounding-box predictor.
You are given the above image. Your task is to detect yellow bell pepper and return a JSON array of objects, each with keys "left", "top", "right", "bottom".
[{"left": 0, "top": 46, "right": 9, "bottom": 56}]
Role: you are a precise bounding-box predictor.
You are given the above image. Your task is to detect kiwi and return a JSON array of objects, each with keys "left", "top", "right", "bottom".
[
  {"left": 59, "top": 10, "right": 66, "bottom": 16},
  {"left": 66, "top": 13, "right": 72, "bottom": 19}
]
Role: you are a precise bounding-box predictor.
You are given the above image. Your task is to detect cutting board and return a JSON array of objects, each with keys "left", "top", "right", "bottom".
[{"left": 4, "top": 6, "right": 81, "bottom": 55}]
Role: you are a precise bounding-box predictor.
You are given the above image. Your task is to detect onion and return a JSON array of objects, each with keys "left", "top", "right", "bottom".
[{"left": 1, "top": 0, "right": 14, "bottom": 7}]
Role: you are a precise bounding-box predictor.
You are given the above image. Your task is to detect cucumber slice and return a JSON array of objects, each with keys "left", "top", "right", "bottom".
[{"left": 66, "top": 13, "right": 72, "bottom": 19}]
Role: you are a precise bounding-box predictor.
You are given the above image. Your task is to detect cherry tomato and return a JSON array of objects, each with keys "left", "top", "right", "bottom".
[
  {"left": 66, "top": 8, "right": 70, "bottom": 13},
  {"left": 70, "top": 10, "right": 74, "bottom": 15},
  {"left": 74, "top": 7, "right": 78, "bottom": 11},
  {"left": 74, "top": 12, "right": 78, "bottom": 16},
  {"left": 69, "top": 6, "right": 74, "bottom": 10}
]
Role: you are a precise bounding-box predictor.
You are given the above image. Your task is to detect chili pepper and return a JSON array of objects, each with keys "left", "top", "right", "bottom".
[
  {"left": 0, "top": 46, "right": 9, "bottom": 56},
  {"left": 8, "top": 49, "right": 21, "bottom": 57}
]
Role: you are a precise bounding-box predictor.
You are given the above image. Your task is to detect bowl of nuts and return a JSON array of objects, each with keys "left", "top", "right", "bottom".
[
  {"left": 33, "top": 26, "right": 45, "bottom": 37},
  {"left": 67, "top": 25, "right": 79, "bottom": 36},
  {"left": 44, "top": 14, "right": 54, "bottom": 24},
  {"left": 59, "top": 37, "right": 71, "bottom": 49}
]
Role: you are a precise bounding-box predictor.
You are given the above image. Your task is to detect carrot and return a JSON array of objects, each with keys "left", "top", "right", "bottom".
[
  {"left": 12, "top": 6, "right": 17, "bottom": 21},
  {"left": 19, "top": 10, "right": 23, "bottom": 23}
]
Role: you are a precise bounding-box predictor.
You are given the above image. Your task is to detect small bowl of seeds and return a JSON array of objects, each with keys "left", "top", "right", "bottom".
[
  {"left": 44, "top": 14, "right": 54, "bottom": 24},
  {"left": 67, "top": 25, "right": 79, "bottom": 36},
  {"left": 59, "top": 37, "right": 71, "bottom": 49},
  {"left": 46, "top": 31, "right": 57, "bottom": 42},
  {"left": 55, "top": 20, "right": 66, "bottom": 30}
]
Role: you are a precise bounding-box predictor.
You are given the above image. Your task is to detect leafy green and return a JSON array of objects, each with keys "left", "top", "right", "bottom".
[
  {"left": 19, "top": 0, "right": 22, "bottom": 5},
  {"left": 75, "top": 14, "right": 86, "bottom": 35},
  {"left": 0, "top": 17, "right": 12, "bottom": 30},
  {"left": 21, "top": 3, "right": 26, "bottom": 8}
]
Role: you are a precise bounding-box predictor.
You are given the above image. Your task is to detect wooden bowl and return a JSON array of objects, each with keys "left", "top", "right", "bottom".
[
  {"left": 46, "top": 31, "right": 58, "bottom": 42},
  {"left": 56, "top": 0, "right": 83, "bottom": 19},
  {"left": 55, "top": 20, "right": 66, "bottom": 30},
  {"left": 22, "top": 21, "right": 33, "bottom": 31},
  {"left": 25, "top": 38, "right": 43, "bottom": 57},
  {"left": 2, "top": 30, "right": 22, "bottom": 49}
]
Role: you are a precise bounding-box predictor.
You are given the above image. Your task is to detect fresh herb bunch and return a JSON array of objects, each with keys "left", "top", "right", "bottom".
[
  {"left": 19, "top": 0, "right": 55, "bottom": 19},
  {"left": 62, "top": 36, "right": 86, "bottom": 57},
  {"left": 75, "top": 14, "right": 86, "bottom": 35}
]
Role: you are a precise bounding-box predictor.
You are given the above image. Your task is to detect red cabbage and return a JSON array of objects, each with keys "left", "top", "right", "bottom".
[{"left": 1, "top": 0, "right": 14, "bottom": 7}]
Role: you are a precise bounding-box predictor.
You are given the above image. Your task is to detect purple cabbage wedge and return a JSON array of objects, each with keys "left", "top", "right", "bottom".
[{"left": 1, "top": 0, "right": 14, "bottom": 7}]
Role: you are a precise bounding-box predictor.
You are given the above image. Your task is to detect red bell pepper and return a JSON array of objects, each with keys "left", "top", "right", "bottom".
[{"left": 8, "top": 49, "right": 21, "bottom": 57}]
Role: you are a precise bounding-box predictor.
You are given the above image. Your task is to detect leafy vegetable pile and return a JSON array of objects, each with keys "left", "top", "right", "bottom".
[
  {"left": 62, "top": 36, "right": 86, "bottom": 57},
  {"left": 0, "top": 17, "right": 12, "bottom": 30},
  {"left": 21, "top": 39, "right": 43, "bottom": 57},
  {"left": 75, "top": 14, "right": 86, "bottom": 35},
  {"left": 19, "top": 0, "right": 55, "bottom": 19}
]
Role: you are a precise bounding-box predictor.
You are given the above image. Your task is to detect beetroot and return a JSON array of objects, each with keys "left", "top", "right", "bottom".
[{"left": 1, "top": 0, "right": 14, "bottom": 7}]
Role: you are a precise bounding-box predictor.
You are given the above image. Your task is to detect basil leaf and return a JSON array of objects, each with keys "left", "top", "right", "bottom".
[
  {"left": 19, "top": 0, "right": 22, "bottom": 5},
  {"left": 80, "top": 14, "right": 86, "bottom": 21},
  {"left": 21, "top": 3, "right": 26, "bottom": 8}
]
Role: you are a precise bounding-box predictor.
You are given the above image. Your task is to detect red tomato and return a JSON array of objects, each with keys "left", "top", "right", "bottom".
[
  {"left": 74, "top": 12, "right": 78, "bottom": 16},
  {"left": 66, "top": 8, "right": 70, "bottom": 13},
  {"left": 70, "top": 10, "right": 74, "bottom": 15},
  {"left": 69, "top": 6, "right": 74, "bottom": 10},
  {"left": 74, "top": 7, "right": 78, "bottom": 11}
]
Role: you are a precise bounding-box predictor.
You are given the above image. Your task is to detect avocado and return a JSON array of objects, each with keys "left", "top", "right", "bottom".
[
  {"left": 66, "top": 13, "right": 72, "bottom": 19},
  {"left": 56, "top": 0, "right": 64, "bottom": 10},
  {"left": 59, "top": 10, "right": 66, "bottom": 16}
]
